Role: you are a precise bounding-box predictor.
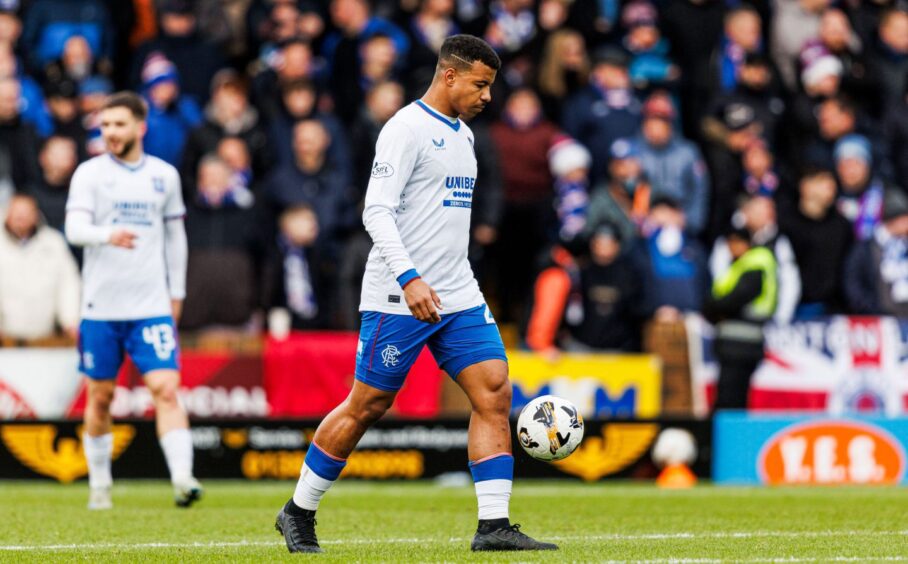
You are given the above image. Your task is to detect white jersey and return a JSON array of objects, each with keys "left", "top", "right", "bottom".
[
  {"left": 360, "top": 100, "right": 485, "bottom": 315},
  {"left": 66, "top": 153, "right": 186, "bottom": 320}
]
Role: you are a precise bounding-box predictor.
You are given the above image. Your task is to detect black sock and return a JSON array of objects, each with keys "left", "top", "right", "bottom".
[
  {"left": 285, "top": 499, "right": 314, "bottom": 517},
  {"left": 477, "top": 518, "right": 510, "bottom": 533}
]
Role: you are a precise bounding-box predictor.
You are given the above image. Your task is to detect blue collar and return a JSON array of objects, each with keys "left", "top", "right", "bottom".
[
  {"left": 108, "top": 153, "right": 147, "bottom": 172},
  {"left": 415, "top": 100, "right": 460, "bottom": 131}
]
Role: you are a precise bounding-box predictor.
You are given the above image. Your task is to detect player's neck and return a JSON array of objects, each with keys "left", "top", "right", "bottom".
[
  {"left": 419, "top": 90, "right": 458, "bottom": 121},
  {"left": 110, "top": 147, "right": 145, "bottom": 167}
]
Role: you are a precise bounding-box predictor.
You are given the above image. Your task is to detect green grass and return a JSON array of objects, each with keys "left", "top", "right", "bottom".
[{"left": 0, "top": 480, "right": 907, "bottom": 562}]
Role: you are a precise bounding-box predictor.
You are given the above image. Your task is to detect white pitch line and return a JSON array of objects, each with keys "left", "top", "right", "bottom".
[{"left": 1, "top": 530, "right": 906, "bottom": 552}]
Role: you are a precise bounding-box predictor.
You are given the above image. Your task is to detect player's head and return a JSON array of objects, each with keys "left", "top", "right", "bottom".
[
  {"left": 434, "top": 35, "right": 500, "bottom": 119},
  {"left": 100, "top": 91, "right": 148, "bottom": 159}
]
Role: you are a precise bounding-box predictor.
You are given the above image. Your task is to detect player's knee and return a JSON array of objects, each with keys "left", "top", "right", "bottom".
[
  {"left": 88, "top": 386, "right": 115, "bottom": 411},
  {"left": 476, "top": 372, "right": 512, "bottom": 415},
  {"left": 151, "top": 382, "right": 180, "bottom": 409},
  {"left": 353, "top": 395, "right": 393, "bottom": 426}
]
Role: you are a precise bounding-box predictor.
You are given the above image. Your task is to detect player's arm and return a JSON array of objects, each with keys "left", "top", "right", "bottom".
[
  {"left": 363, "top": 121, "right": 442, "bottom": 323},
  {"left": 163, "top": 171, "right": 188, "bottom": 324},
  {"left": 64, "top": 164, "right": 136, "bottom": 248}
]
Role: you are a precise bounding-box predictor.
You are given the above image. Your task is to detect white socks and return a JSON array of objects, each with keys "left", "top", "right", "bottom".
[
  {"left": 83, "top": 432, "right": 113, "bottom": 489},
  {"left": 293, "top": 462, "right": 336, "bottom": 511},
  {"left": 474, "top": 479, "right": 512, "bottom": 520},
  {"left": 160, "top": 428, "right": 194, "bottom": 484}
]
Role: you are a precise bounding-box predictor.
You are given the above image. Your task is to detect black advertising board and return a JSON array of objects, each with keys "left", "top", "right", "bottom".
[{"left": 0, "top": 419, "right": 711, "bottom": 482}]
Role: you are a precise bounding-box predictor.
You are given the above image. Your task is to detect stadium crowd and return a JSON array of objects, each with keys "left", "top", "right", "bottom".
[{"left": 0, "top": 0, "right": 907, "bottom": 355}]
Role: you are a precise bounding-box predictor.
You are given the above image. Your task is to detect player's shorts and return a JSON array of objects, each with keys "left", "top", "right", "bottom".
[
  {"left": 78, "top": 316, "right": 180, "bottom": 379},
  {"left": 355, "top": 303, "right": 507, "bottom": 392}
]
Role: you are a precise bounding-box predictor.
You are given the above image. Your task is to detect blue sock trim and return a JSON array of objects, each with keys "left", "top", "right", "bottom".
[
  {"left": 396, "top": 268, "right": 420, "bottom": 289},
  {"left": 304, "top": 442, "right": 347, "bottom": 481},
  {"left": 469, "top": 454, "right": 514, "bottom": 482}
]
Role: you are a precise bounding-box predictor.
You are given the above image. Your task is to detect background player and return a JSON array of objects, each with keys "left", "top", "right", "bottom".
[
  {"left": 275, "top": 35, "right": 557, "bottom": 553},
  {"left": 64, "top": 92, "right": 201, "bottom": 510}
]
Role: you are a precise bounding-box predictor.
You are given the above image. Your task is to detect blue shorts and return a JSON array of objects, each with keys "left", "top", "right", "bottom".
[
  {"left": 355, "top": 304, "right": 507, "bottom": 392},
  {"left": 78, "top": 316, "right": 180, "bottom": 379}
]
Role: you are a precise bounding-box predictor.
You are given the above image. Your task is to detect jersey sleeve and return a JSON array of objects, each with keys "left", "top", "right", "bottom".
[
  {"left": 163, "top": 167, "right": 187, "bottom": 220},
  {"left": 64, "top": 162, "right": 113, "bottom": 246},
  {"left": 362, "top": 120, "right": 421, "bottom": 285},
  {"left": 65, "top": 162, "right": 96, "bottom": 216}
]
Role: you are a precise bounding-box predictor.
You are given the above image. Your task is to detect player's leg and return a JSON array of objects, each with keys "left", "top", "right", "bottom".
[
  {"left": 127, "top": 317, "right": 202, "bottom": 507},
  {"left": 276, "top": 311, "right": 431, "bottom": 553},
  {"left": 79, "top": 319, "right": 123, "bottom": 510},
  {"left": 431, "top": 304, "right": 557, "bottom": 551}
]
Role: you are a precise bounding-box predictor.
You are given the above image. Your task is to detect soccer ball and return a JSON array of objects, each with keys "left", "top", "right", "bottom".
[{"left": 516, "top": 395, "right": 584, "bottom": 461}]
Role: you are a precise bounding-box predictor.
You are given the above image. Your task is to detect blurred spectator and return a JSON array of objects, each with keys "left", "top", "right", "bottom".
[
  {"left": 30, "top": 134, "right": 76, "bottom": 231},
  {"left": 779, "top": 167, "right": 853, "bottom": 318},
  {"left": 181, "top": 154, "right": 261, "bottom": 330},
  {"left": 636, "top": 92, "right": 709, "bottom": 236},
  {"left": 770, "top": 0, "right": 828, "bottom": 92},
  {"left": 636, "top": 197, "right": 709, "bottom": 320},
  {"left": 869, "top": 9, "right": 908, "bottom": 112},
  {"left": 468, "top": 116, "right": 504, "bottom": 278},
  {"left": 621, "top": 0, "right": 679, "bottom": 94},
  {"left": 335, "top": 32, "right": 400, "bottom": 125},
  {"left": 130, "top": 0, "right": 227, "bottom": 105},
  {"left": 562, "top": 46, "right": 642, "bottom": 183},
  {"left": 262, "top": 203, "right": 330, "bottom": 330},
  {"left": 0, "top": 193, "right": 79, "bottom": 341},
  {"left": 141, "top": 54, "right": 203, "bottom": 167},
  {"left": 662, "top": 0, "right": 726, "bottom": 140},
  {"left": 526, "top": 222, "right": 644, "bottom": 355},
  {"left": 76, "top": 74, "right": 111, "bottom": 157},
  {"left": 833, "top": 133, "right": 901, "bottom": 241},
  {"left": 488, "top": 88, "right": 560, "bottom": 322},
  {"left": 252, "top": 38, "right": 314, "bottom": 123},
  {"left": 324, "top": 0, "right": 409, "bottom": 124},
  {"left": 705, "top": 226, "right": 777, "bottom": 411},
  {"left": 548, "top": 136, "right": 591, "bottom": 242},
  {"left": 847, "top": 0, "right": 898, "bottom": 48},
  {"left": 844, "top": 189, "right": 908, "bottom": 316},
  {"left": 536, "top": 28, "right": 588, "bottom": 121},
  {"left": 0, "top": 76, "right": 40, "bottom": 199},
  {"left": 404, "top": 0, "right": 459, "bottom": 98},
  {"left": 802, "top": 95, "right": 887, "bottom": 174},
  {"left": 21, "top": 0, "right": 113, "bottom": 75},
  {"left": 711, "top": 194, "right": 801, "bottom": 325},
  {"left": 585, "top": 137, "right": 650, "bottom": 246},
  {"left": 42, "top": 33, "right": 111, "bottom": 87},
  {"left": 710, "top": 6, "right": 763, "bottom": 93},
  {"left": 246, "top": 0, "right": 326, "bottom": 58},
  {"left": 263, "top": 119, "right": 355, "bottom": 256},
  {"left": 483, "top": 0, "right": 537, "bottom": 59},
  {"left": 0, "top": 44, "right": 52, "bottom": 137},
  {"left": 182, "top": 69, "right": 272, "bottom": 198},
  {"left": 215, "top": 136, "right": 256, "bottom": 207},
  {"left": 741, "top": 139, "right": 780, "bottom": 198},
  {"left": 350, "top": 80, "right": 404, "bottom": 196},
  {"left": 44, "top": 77, "right": 85, "bottom": 152},
  {"left": 885, "top": 87, "right": 908, "bottom": 190},
  {"left": 0, "top": 7, "right": 22, "bottom": 50}
]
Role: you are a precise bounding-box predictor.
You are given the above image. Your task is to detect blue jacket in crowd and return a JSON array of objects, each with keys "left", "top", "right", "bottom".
[{"left": 637, "top": 135, "right": 710, "bottom": 235}]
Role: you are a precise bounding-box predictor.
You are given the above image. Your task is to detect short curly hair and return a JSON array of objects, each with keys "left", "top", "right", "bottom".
[{"left": 437, "top": 34, "right": 501, "bottom": 72}]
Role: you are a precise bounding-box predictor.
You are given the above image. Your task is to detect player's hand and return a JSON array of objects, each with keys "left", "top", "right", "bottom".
[
  {"left": 171, "top": 300, "right": 183, "bottom": 325},
  {"left": 109, "top": 229, "right": 138, "bottom": 249},
  {"left": 404, "top": 279, "right": 442, "bottom": 324}
]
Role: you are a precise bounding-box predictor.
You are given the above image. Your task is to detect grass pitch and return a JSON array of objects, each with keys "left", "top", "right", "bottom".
[{"left": 0, "top": 480, "right": 906, "bottom": 563}]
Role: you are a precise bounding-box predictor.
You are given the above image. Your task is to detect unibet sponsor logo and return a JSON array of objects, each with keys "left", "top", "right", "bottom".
[
  {"left": 552, "top": 423, "right": 659, "bottom": 481},
  {"left": 1, "top": 424, "right": 135, "bottom": 483},
  {"left": 241, "top": 449, "right": 423, "bottom": 480},
  {"left": 758, "top": 420, "right": 906, "bottom": 485}
]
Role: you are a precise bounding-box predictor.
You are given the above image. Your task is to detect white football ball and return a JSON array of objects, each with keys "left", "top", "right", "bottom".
[{"left": 516, "top": 395, "right": 584, "bottom": 461}]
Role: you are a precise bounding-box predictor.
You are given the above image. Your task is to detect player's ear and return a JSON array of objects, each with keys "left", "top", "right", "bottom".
[
  {"left": 443, "top": 67, "right": 457, "bottom": 87},
  {"left": 137, "top": 120, "right": 148, "bottom": 139}
]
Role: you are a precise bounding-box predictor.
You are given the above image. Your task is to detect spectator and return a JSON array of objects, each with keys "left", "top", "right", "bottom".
[
  {"left": 0, "top": 193, "right": 80, "bottom": 341},
  {"left": 621, "top": 0, "right": 679, "bottom": 94},
  {"left": 710, "top": 6, "right": 763, "bottom": 94},
  {"left": 833, "top": 134, "right": 901, "bottom": 241},
  {"left": 0, "top": 7, "right": 21, "bottom": 51},
  {"left": 181, "top": 154, "right": 261, "bottom": 330},
  {"left": 802, "top": 95, "right": 887, "bottom": 174},
  {"left": 263, "top": 203, "right": 330, "bottom": 330},
  {"left": 349, "top": 80, "right": 404, "bottom": 197},
  {"left": 585, "top": 137, "right": 650, "bottom": 246},
  {"left": 262, "top": 119, "right": 355, "bottom": 257},
  {"left": 130, "top": 0, "right": 227, "bottom": 105},
  {"left": 0, "top": 76, "right": 40, "bottom": 200},
  {"left": 182, "top": 69, "right": 272, "bottom": 199},
  {"left": 536, "top": 28, "right": 588, "bottom": 121},
  {"left": 0, "top": 44, "right": 52, "bottom": 137},
  {"left": 21, "top": 0, "right": 113, "bottom": 75},
  {"left": 404, "top": 0, "right": 459, "bottom": 98},
  {"left": 636, "top": 92, "right": 710, "bottom": 236},
  {"left": 141, "top": 54, "right": 203, "bottom": 168},
  {"left": 526, "top": 222, "right": 644, "bottom": 355},
  {"left": 741, "top": 139, "right": 780, "bottom": 198},
  {"left": 779, "top": 167, "right": 853, "bottom": 317},
  {"left": 869, "top": 9, "right": 908, "bottom": 112},
  {"left": 844, "top": 189, "right": 908, "bottom": 317},
  {"left": 548, "top": 136, "right": 591, "bottom": 243},
  {"left": 43, "top": 77, "right": 85, "bottom": 153},
  {"left": 42, "top": 34, "right": 111, "bottom": 88},
  {"left": 215, "top": 136, "right": 256, "bottom": 207},
  {"left": 704, "top": 226, "right": 777, "bottom": 411},
  {"left": 636, "top": 197, "right": 709, "bottom": 320},
  {"left": 770, "top": 0, "right": 829, "bottom": 91},
  {"left": 562, "top": 46, "right": 642, "bottom": 183},
  {"left": 483, "top": 0, "right": 537, "bottom": 59},
  {"left": 76, "top": 74, "right": 111, "bottom": 157},
  {"left": 334, "top": 32, "right": 401, "bottom": 125},
  {"left": 488, "top": 87, "right": 560, "bottom": 322},
  {"left": 30, "top": 134, "right": 77, "bottom": 232},
  {"left": 251, "top": 38, "right": 315, "bottom": 123},
  {"left": 246, "top": 0, "right": 325, "bottom": 58},
  {"left": 711, "top": 194, "right": 802, "bottom": 325}
]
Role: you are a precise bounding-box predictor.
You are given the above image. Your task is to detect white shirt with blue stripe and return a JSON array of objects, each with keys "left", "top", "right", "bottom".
[{"left": 360, "top": 100, "right": 485, "bottom": 315}]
